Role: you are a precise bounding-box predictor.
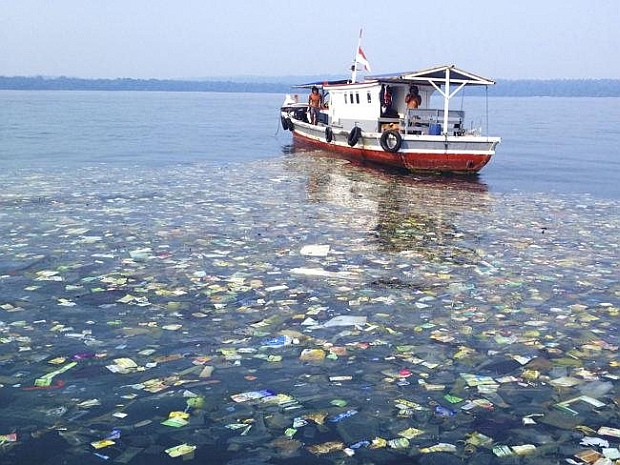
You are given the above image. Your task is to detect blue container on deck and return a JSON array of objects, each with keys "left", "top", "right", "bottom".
[{"left": 429, "top": 123, "right": 442, "bottom": 135}]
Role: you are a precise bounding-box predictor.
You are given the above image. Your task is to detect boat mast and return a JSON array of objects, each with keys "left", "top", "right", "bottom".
[{"left": 350, "top": 28, "right": 363, "bottom": 83}]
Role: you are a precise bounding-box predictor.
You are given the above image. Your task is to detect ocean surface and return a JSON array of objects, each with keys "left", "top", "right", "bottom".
[
  {"left": 1, "top": 91, "right": 619, "bottom": 199},
  {"left": 0, "top": 90, "right": 618, "bottom": 465}
]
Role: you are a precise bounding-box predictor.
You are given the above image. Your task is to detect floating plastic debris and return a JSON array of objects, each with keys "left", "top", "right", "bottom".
[
  {"left": 165, "top": 443, "right": 197, "bottom": 458},
  {"left": 0, "top": 152, "right": 618, "bottom": 464}
]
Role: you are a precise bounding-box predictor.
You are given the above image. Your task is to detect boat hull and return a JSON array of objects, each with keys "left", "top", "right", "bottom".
[{"left": 287, "top": 119, "right": 497, "bottom": 174}]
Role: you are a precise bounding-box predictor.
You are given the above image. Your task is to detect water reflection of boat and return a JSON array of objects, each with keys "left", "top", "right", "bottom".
[
  {"left": 284, "top": 144, "right": 489, "bottom": 193},
  {"left": 287, "top": 140, "right": 489, "bottom": 187},
  {"left": 283, "top": 148, "right": 491, "bottom": 259}
]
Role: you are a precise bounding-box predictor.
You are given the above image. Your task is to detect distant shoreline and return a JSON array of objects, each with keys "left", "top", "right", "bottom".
[{"left": 1, "top": 76, "right": 619, "bottom": 97}]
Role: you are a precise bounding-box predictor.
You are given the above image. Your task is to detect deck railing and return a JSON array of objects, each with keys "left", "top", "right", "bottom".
[{"left": 403, "top": 108, "right": 465, "bottom": 135}]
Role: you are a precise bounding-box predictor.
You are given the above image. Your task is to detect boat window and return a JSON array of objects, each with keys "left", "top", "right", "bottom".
[
  {"left": 344, "top": 93, "right": 348, "bottom": 104},
  {"left": 367, "top": 92, "right": 372, "bottom": 103},
  {"left": 355, "top": 93, "right": 360, "bottom": 104},
  {"left": 349, "top": 92, "right": 354, "bottom": 104}
]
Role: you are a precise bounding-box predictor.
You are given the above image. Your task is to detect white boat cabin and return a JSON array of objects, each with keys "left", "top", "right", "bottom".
[
  {"left": 292, "top": 65, "right": 495, "bottom": 137},
  {"left": 323, "top": 80, "right": 440, "bottom": 134}
]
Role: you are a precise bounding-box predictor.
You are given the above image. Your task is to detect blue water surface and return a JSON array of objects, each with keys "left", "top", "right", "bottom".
[{"left": 1, "top": 91, "right": 619, "bottom": 199}]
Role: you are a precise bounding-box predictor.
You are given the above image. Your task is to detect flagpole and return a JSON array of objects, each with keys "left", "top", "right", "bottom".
[{"left": 351, "top": 28, "right": 363, "bottom": 83}]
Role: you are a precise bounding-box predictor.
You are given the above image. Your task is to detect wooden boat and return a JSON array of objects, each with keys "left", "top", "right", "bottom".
[{"left": 280, "top": 48, "right": 501, "bottom": 174}]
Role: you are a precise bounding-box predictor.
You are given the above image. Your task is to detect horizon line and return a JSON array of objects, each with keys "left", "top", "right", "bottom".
[{"left": 2, "top": 74, "right": 620, "bottom": 82}]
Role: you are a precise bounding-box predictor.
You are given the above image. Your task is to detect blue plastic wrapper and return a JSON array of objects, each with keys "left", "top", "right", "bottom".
[
  {"left": 434, "top": 405, "right": 457, "bottom": 417},
  {"left": 350, "top": 440, "right": 371, "bottom": 449},
  {"left": 329, "top": 409, "right": 358, "bottom": 422},
  {"left": 260, "top": 335, "right": 292, "bottom": 348}
]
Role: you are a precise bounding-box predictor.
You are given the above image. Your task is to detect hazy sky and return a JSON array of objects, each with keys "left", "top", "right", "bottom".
[{"left": 1, "top": 0, "right": 619, "bottom": 80}]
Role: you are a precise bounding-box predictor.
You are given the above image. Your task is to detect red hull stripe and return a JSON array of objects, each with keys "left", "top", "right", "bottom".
[{"left": 292, "top": 132, "right": 492, "bottom": 173}]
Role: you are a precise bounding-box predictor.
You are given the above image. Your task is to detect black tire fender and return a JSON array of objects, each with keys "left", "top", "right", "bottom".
[
  {"left": 380, "top": 130, "right": 402, "bottom": 153},
  {"left": 280, "top": 115, "right": 289, "bottom": 130},
  {"left": 325, "top": 127, "right": 333, "bottom": 143},
  {"left": 286, "top": 117, "right": 294, "bottom": 131},
  {"left": 347, "top": 126, "right": 362, "bottom": 146}
]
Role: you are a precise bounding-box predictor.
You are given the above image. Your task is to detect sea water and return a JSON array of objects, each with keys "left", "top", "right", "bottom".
[
  {"left": 0, "top": 90, "right": 618, "bottom": 464},
  {"left": 1, "top": 91, "right": 619, "bottom": 199}
]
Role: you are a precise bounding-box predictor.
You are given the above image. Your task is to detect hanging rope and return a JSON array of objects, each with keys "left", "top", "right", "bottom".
[{"left": 485, "top": 86, "right": 490, "bottom": 137}]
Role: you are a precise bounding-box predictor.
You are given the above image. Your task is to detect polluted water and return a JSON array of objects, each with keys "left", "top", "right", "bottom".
[{"left": 0, "top": 152, "right": 618, "bottom": 465}]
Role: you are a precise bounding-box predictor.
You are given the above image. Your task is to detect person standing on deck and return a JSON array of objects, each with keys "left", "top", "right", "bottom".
[
  {"left": 405, "top": 85, "right": 422, "bottom": 109},
  {"left": 308, "top": 86, "right": 322, "bottom": 125}
]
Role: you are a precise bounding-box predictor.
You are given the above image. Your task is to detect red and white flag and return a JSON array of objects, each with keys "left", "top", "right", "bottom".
[{"left": 356, "top": 46, "right": 371, "bottom": 72}]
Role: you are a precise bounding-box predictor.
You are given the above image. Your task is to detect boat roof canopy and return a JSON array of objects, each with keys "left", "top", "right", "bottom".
[
  {"left": 291, "top": 79, "right": 350, "bottom": 89},
  {"left": 369, "top": 64, "right": 496, "bottom": 87},
  {"left": 291, "top": 65, "right": 495, "bottom": 90}
]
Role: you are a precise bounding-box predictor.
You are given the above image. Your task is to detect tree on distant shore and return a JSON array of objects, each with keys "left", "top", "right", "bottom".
[{"left": 0, "top": 76, "right": 618, "bottom": 97}]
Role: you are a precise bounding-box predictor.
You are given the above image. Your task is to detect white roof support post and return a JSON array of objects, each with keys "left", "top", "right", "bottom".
[{"left": 443, "top": 67, "right": 450, "bottom": 134}]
